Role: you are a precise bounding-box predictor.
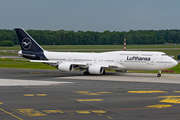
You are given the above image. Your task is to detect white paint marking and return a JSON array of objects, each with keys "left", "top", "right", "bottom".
[
  {"left": 0, "top": 79, "right": 73, "bottom": 86},
  {"left": 58, "top": 73, "right": 180, "bottom": 84}
]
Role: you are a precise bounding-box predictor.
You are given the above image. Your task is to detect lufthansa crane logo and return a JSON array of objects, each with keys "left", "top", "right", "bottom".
[{"left": 21, "top": 38, "right": 32, "bottom": 50}]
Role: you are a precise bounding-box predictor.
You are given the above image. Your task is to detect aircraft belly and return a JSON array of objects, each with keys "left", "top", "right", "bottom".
[
  {"left": 137, "top": 63, "right": 148, "bottom": 70},
  {"left": 123, "top": 61, "right": 148, "bottom": 70}
]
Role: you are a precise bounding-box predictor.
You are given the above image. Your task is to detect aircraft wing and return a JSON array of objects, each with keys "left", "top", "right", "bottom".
[
  {"left": 30, "top": 60, "right": 88, "bottom": 65},
  {"left": 101, "top": 64, "right": 126, "bottom": 69},
  {"left": 30, "top": 60, "right": 125, "bottom": 69},
  {"left": 30, "top": 60, "right": 58, "bottom": 64},
  {"left": 67, "top": 62, "right": 125, "bottom": 68}
]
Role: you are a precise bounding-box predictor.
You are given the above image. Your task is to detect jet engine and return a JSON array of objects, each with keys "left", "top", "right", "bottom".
[
  {"left": 58, "top": 63, "right": 73, "bottom": 72},
  {"left": 88, "top": 65, "right": 104, "bottom": 74}
]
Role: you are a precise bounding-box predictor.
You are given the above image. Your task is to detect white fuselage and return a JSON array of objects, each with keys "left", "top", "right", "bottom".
[{"left": 44, "top": 51, "right": 177, "bottom": 71}]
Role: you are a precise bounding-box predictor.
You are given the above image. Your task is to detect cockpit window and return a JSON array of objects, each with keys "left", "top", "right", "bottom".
[{"left": 162, "top": 54, "right": 167, "bottom": 56}]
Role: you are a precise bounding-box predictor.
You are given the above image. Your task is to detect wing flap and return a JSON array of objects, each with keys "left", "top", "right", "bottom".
[
  {"left": 63, "top": 62, "right": 87, "bottom": 66},
  {"left": 30, "top": 60, "right": 88, "bottom": 65},
  {"left": 101, "top": 64, "right": 126, "bottom": 69},
  {"left": 30, "top": 60, "right": 124, "bottom": 69}
]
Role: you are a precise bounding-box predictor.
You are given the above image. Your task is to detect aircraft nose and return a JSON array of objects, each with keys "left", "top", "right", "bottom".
[{"left": 172, "top": 59, "right": 178, "bottom": 67}]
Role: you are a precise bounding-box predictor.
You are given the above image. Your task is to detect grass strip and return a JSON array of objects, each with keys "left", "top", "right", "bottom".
[{"left": 0, "top": 44, "right": 180, "bottom": 50}]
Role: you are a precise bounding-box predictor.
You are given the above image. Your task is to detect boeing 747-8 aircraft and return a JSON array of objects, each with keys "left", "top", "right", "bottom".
[{"left": 15, "top": 28, "right": 178, "bottom": 77}]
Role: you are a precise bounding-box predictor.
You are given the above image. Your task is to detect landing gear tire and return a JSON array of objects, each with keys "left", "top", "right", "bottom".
[
  {"left": 157, "top": 73, "right": 161, "bottom": 77},
  {"left": 102, "top": 70, "right": 106, "bottom": 75},
  {"left": 157, "top": 70, "right": 162, "bottom": 77},
  {"left": 83, "top": 70, "right": 90, "bottom": 75}
]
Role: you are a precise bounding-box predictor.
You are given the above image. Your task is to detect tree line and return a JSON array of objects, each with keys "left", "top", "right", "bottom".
[{"left": 0, "top": 29, "right": 180, "bottom": 45}]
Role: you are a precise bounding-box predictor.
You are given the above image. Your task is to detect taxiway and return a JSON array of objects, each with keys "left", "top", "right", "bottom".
[{"left": 0, "top": 68, "right": 180, "bottom": 120}]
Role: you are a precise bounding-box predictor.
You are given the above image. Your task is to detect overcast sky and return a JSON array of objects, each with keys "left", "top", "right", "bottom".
[{"left": 0, "top": 0, "right": 180, "bottom": 32}]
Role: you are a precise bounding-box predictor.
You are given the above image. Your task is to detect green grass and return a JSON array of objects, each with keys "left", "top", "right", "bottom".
[
  {"left": 0, "top": 58, "right": 56, "bottom": 70},
  {"left": 0, "top": 44, "right": 180, "bottom": 50},
  {"left": 43, "top": 44, "right": 180, "bottom": 50},
  {"left": 0, "top": 45, "right": 20, "bottom": 50},
  {"left": 0, "top": 52, "right": 17, "bottom": 56}
]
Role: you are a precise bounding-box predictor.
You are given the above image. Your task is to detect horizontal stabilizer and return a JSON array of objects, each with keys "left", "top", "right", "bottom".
[{"left": 21, "top": 54, "right": 36, "bottom": 57}]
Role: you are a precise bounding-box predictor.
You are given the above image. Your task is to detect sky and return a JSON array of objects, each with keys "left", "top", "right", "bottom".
[{"left": 0, "top": 0, "right": 180, "bottom": 32}]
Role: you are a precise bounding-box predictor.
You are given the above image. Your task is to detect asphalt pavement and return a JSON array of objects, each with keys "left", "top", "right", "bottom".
[{"left": 0, "top": 68, "right": 180, "bottom": 120}]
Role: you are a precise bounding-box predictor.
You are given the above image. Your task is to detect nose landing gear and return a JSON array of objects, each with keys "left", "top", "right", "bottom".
[{"left": 157, "top": 70, "right": 162, "bottom": 77}]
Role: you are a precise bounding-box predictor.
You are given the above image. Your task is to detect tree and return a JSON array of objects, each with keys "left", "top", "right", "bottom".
[
  {"left": 1, "top": 29, "right": 180, "bottom": 45},
  {"left": 0, "top": 40, "right": 14, "bottom": 46}
]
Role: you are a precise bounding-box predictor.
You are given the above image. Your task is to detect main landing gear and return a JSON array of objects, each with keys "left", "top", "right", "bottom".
[
  {"left": 83, "top": 70, "right": 90, "bottom": 75},
  {"left": 157, "top": 70, "right": 162, "bottom": 77}
]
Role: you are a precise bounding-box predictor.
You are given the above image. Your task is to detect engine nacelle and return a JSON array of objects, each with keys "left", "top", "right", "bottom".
[
  {"left": 88, "top": 65, "right": 104, "bottom": 74},
  {"left": 58, "top": 63, "right": 73, "bottom": 72}
]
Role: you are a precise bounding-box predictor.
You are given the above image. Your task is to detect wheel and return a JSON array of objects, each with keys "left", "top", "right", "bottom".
[
  {"left": 157, "top": 73, "right": 161, "bottom": 77},
  {"left": 83, "top": 70, "right": 90, "bottom": 75},
  {"left": 102, "top": 70, "right": 106, "bottom": 75}
]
